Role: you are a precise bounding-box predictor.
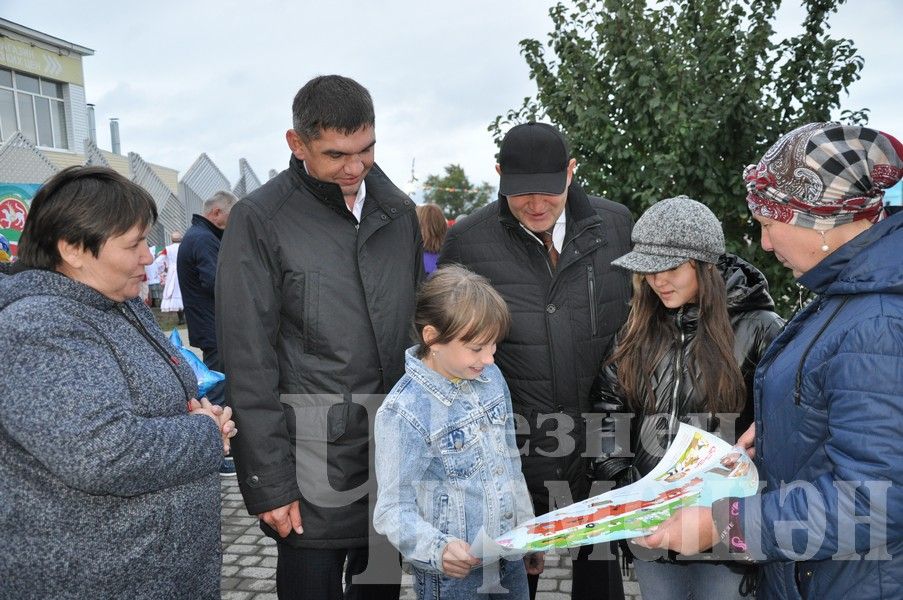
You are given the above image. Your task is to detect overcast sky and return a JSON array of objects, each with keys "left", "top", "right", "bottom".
[{"left": 4, "top": 1, "right": 901, "bottom": 200}]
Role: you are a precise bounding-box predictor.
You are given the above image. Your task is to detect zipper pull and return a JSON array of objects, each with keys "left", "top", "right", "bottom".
[{"left": 170, "top": 355, "right": 180, "bottom": 366}]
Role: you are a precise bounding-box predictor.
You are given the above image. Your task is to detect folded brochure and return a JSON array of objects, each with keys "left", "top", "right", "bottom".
[{"left": 473, "top": 423, "right": 757, "bottom": 558}]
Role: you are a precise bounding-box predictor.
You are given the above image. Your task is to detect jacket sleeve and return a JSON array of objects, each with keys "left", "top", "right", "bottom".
[
  {"left": 411, "top": 211, "right": 426, "bottom": 285},
  {"left": 0, "top": 312, "right": 223, "bottom": 497},
  {"left": 740, "top": 314, "right": 903, "bottom": 561},
  {"left": 373, "top": 406, "right": 453, "bottom": 574},
  {"left": 216, "top": 200, "right": 301, "bottom": 515},
  {"left": 194, "top": 233, "right": 220, "bottom": 292},
  {"left": 748, "top": 310, "right": 785, "bottom": 366},
  {"left": 588, "top": 358, "right": 634, "bottom": 484}
]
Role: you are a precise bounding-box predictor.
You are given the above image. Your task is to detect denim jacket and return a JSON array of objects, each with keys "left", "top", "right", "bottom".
[{"left": 373, "top": 346, "right": 534, "bottom": 573}]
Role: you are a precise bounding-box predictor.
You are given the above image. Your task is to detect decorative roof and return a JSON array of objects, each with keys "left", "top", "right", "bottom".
[
  {"left": 0, "top": 132, "right": 58, "bottom": 184},
  {"left": 232, "top": 158, "right": 262, "bottom": 198}
]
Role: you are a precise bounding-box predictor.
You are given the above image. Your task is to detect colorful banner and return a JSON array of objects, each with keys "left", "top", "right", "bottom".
[{"left": 0, "top": 183, "right": 41, "bottom": 258}]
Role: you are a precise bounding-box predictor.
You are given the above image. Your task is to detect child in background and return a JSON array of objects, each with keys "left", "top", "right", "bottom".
[{"left": 374, "top": 265, "right": 541, "bottom": 599}]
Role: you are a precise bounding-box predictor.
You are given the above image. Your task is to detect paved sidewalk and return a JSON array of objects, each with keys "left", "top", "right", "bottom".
[{"left": 220, "top": 477, "right": 642, "bottom": 599}]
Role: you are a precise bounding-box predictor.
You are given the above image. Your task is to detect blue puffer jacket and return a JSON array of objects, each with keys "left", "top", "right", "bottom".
[{"left": 741, "top": 212, "right": 903, "bottom": 599}]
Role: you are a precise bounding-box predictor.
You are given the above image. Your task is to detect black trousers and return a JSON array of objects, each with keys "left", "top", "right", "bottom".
[
  {"left": 275, "top": 543, "right": 400, "bottom": 600},
  {"left": 527, "top": 543, "right": 625, "bottom": 600}
]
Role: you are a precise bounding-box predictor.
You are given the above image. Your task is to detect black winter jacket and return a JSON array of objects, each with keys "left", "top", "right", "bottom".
[
  {"left": 178, "top": 214, "right": 223, "bottom": 352},
  {"left": 439, "top": 183, "right": 633, "bottom": 514},
  {"left": 591, "top": 254, "right": 784, "bottom": 484},
  {"left": 216, "top": 157, "right": 423, "bottom": 548}
]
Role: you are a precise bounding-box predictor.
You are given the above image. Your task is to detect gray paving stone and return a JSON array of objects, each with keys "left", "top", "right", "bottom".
[
  {"left": 227, "top": 543, "right": 260, "bottom": 555},
  {"left": 217, "top": 478, "right": 645, "bottom": 599},
  {"left": 221, "top": 565, "right": 240, "bottom": 577},
  {"left": 238, "top": 566, "right": 277, "bottom": 580},
  {"left": 235, "top": 555, "right": 262, "bottom": 567},
  {"left": 235, "top": 534, "right": 262, "bottom": 545},
  {"left": 536, "top": 577, "right": 558, "bottom": 591}
]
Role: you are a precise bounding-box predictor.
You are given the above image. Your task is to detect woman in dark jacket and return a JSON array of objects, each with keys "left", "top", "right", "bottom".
[
  {"left": 591, "top": 196, "right": 783, "bottom": 599},
  {"left": 636, "top": 123, "right": 903, "bottom": 599}
]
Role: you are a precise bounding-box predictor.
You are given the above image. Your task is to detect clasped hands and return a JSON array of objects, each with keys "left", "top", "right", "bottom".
[{"left": 188, "top": 397, "right": 237, "bottom": 454}]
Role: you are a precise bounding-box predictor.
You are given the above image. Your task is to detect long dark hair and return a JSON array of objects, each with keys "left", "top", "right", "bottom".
[{"left": 608, "top": 261, "right": 745, "bottom": 415}]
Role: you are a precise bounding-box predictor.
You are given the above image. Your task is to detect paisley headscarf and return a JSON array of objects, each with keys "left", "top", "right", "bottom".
[{"left": 744, "top": 122, "right": 903, "bottom": 231}]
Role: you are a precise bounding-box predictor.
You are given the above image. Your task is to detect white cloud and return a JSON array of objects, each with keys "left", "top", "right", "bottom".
[{"left": 4, "top": 0, "right": 900, "bottom": 192}]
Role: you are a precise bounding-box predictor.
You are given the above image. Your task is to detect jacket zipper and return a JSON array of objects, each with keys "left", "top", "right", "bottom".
[
  {"left": 669, "top": 308, "right": 685, "bottom": 438},
  {"left": 586, "top": 264, "right": 597, "bottom": 336},
  {"left": 118, "top": 304, "right": 191, "bottom": 402}
]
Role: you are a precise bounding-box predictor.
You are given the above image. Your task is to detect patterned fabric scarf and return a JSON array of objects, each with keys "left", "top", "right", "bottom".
[{"left": 744, "top": 122, "right": 903, "bottom": 231}]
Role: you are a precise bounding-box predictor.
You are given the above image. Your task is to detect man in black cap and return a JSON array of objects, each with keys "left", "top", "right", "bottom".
[{"left": 439, "top": 122, "right": 633, "bottom": 599}]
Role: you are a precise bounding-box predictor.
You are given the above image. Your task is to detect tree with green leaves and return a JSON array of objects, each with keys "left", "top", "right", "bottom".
[
  {"left": 422, "top": 164, "right": 495, "bottom": 218},
  {"left": 491, "top": 0, "right": 866, "bottom": 314}
]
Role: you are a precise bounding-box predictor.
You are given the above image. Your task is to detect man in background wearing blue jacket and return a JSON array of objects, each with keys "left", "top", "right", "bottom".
[{"left": 177, "top": 190, "right": 237, "bottom": 409}]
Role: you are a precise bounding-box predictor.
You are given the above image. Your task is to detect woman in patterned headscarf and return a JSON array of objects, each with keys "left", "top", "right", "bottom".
[{"left": 633, "top": 122, "right": 903, "bottom": 600}]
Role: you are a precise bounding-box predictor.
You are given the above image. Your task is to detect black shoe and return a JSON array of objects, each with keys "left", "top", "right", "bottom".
[{"left": 219, "top": 456, "right": 236, "bottom": 477}]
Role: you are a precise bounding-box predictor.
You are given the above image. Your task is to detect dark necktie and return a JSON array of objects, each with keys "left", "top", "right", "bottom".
[{"left": 538, "top": 230, "right": 559, "bottom": 269}]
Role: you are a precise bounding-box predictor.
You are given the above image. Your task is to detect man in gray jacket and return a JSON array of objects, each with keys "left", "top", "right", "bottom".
[{"left": 216, "top": 75, "right": 422, "bottom": 600}]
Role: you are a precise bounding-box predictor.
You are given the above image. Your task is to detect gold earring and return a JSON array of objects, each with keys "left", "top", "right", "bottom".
[{"left": 819, "top": 231, "right": 829, "bottom": 252}]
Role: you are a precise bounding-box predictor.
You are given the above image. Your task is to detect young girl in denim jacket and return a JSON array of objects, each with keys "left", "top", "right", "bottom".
[{"left": 373, "top": 265, "right": 542, "bottom": 599}]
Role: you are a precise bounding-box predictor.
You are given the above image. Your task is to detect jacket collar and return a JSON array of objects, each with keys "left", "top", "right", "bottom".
[
  {"left": 498, "top": 180, "right": 602, "bottom": 242},
  {"left": 190, "top": 214, "right": 224, "bottom": 240},
  {"left": 404, "top": 346, "right": 490, "bottom": 407},
  {"left": 798, "top": 210, "right": 903, "bottom": 296},
  {"left": 288, "top": 155, "right": 414, "bottom": 221}
]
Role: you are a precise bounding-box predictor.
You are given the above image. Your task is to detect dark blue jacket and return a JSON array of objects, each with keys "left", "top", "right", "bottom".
[
  {"left": 742, "top": 212, "right": 903, "bottom": 599},
  {"left": 177, "top": 214, "right": 223, "bottom": 351}
]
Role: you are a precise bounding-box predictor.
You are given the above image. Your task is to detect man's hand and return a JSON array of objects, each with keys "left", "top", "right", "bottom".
[
  {"left": 633, "top": 506, "right": 717, "bottom": 555},
  {"left": 441, "top": 539, "right": 481, "bottom": 578},
  {"left": 259, "top": 500, "right": 303, "bottom": 538},
  {"left": 524, "top": 552, "right": 545, "bottom": 575}
]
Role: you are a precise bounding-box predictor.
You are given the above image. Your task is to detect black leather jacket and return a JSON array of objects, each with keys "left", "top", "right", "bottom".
[{"left": 590, "top": 254, "right": 784, "bottom": 484}]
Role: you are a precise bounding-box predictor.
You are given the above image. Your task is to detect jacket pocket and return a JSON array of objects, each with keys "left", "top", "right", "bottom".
[
  {"left": 587, "top": 264, "right": 597, "bottom": 336},
  {"left": 438, "top": 423, "right": 483, "bottom": 479},
  {"left": 281, "top": 271, "right": 319, "bottom": 348}
]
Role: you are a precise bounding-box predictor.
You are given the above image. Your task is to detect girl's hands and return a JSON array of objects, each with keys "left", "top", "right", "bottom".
[{"left": 441, "top": 539, "right": 481, "bottom": 578}]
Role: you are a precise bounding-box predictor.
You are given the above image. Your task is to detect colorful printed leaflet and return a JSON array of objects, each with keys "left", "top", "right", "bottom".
[{"left": 491, "top": 424, "right": 757, "bottom": 553}]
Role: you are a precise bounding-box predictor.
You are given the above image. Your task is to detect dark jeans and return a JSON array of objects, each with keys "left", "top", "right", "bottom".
[
  {"left": 201, "top": 347, "right": 225, "bottom": 407},
  {"left": 275, "top": 543, "right": 400, "bottom": 600},
  {"left": 527, "top": 543, "right": 624, "bottom": 600}
]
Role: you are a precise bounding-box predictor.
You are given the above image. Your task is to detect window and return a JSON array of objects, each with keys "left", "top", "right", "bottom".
[{"left": 0, "top": 67, "right": 69, "bottom": 149}]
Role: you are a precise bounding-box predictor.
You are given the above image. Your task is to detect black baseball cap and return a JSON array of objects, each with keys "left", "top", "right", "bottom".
[{"left": 498, "top": 122, "right": 570, "bottom": 196}]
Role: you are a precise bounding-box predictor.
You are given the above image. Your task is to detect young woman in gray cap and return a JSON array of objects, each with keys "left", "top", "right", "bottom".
[
  {"left": 637, "top": 123, "right": 903, "bottom": 600},
  {"left": 590, "top": 195, "right": 783, "bottom": 599}
]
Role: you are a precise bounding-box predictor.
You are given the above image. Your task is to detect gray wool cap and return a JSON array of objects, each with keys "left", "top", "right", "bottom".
[{"left": 612, "top": 195, "right": 725, "bottom": 273}]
